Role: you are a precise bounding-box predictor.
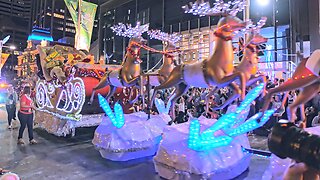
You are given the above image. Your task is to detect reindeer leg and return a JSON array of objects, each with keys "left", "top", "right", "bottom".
[
  {"left": 105, "top": 85, "right": 117, "bottom": 102},
  {"left": 128, "top": 88, "right": 139, "bottom": 105},
  {"left": 89, "top": 75, "right": 108, "bottom": 105},
  {"left": 287, "top": 82, "right": 320, "bottom": 123},
  {"left": 149, "top": 66, "right": 183, "bottom": 108}
]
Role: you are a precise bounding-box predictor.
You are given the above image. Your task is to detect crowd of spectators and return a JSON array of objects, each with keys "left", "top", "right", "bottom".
[{"left": 132, "top": 76, "right": 320, "bottom": 132}]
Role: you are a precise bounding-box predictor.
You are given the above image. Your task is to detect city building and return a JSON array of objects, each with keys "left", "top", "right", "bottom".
[
  {"left": 97, "top": 0, "right": 318, "bottom": 79},
  {"left": 0, "top": 0, "right": 32, "bottom": 51},
  {"left": 31, "top": 0, "right": 99, "bottom": 46}
]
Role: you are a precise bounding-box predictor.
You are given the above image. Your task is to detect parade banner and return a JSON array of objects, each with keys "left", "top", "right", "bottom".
[{"left": 64, "top": 0, "right": 97, "bottom": 51}]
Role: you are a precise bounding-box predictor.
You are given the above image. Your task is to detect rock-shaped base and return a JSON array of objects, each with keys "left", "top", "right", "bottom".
[
  {"left": 154, "top": 119, "right": 251, "bottom": 180},
  {"left": 92, "top": 112, "right": 171, "bottom": 161}
]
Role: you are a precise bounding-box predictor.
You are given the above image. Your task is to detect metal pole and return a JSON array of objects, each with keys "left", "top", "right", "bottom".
[
  {"left": 273, "top": 0, "right": 278, "bottom": 61},
  {"left": 76, "top": 0, "right": 82, "bottom": 50},
  {"left": 243, "top": 0, "right": 250, "bottom": 43},
  {"left": 147, "top": 75, "right": 150, "bottom": 120}
]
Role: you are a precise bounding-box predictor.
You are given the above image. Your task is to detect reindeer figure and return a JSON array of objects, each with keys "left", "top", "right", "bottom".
[
  {"left": 150, "top": 0, "right": 248, "bottom": 118},
  {"left": 205, "top": 18, "right": 268, "bottom": 111},
  {"left": 128, "top": 31, "right": 181, "bottom": 105},
  {"left": 261, "top": 50, "right": 320, "bottom": 127},
  {"left": 89, "top": 22, "right": 149, "bottom": 104}
]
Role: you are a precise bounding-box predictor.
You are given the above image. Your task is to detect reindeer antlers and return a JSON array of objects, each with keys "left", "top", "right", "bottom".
[
  {"left": 182, "top": 0, "right": 245, "bottom": 17},
  {"left": 147, "top": 30, "right": 182, "bottom": 46},
  {"left": 111, "top": 22, "right": 149, "bottom": 38},
  {"left": 243, "top": 17, "right": 267, "bottom": 34}
]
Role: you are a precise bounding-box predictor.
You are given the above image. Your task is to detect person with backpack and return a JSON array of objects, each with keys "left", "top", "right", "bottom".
[{"left": 5, "top": 86, "right": 17, "bottom": 129}]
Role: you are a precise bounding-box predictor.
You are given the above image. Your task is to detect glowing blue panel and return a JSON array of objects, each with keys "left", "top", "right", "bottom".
[
  {"left": 235, "top": 83, "right": 265, "bottom": 114},
  {"left": 27, "top": 34, "right": 53, "bottom": 41},
  {"left": 226, "top": 109, "right": 275, "bottom": 137},
  {"left": 98, "top": 94, "right": 125, "bottom": 128}
]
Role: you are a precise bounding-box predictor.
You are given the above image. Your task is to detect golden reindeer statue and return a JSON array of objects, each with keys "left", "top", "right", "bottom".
[
  {"left": 260, "top": 51, "right": 320, "bottom": 127},
  {"left": 89, "top": 22, "right": 149, "bottom": 104},
  {"left": 205, "top": 17, "right": 268, "bottom": 112},
  {"left": 150, "top": 0, "right": 248, "bottom": 118},
  {"left": 128, "top": 30, "right": 181, "bottom": 105}
]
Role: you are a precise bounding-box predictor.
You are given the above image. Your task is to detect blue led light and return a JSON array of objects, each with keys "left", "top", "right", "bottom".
[
  {"left": 188, "top": 119, "right": 233, "bottom": 151},
  {"left": 201, "top": 112, "right": 237, "bottom": 139},
  {"left": 27, "top": 34, "right": 53, "bottom": 41},
  {"left": 98, "top": 94, "right": 125, "bottom": 128},
  {"left": 225, "top": 109, "right": 275, "bottom": 137},
  {"left": 235, "top": 83, "right": 264, "bottom": 114},
  {"left": 187, "top": 83, "right": 273, "bottom": 152}
]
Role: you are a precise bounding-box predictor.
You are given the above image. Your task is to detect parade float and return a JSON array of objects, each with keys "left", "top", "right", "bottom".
[
  {"left": 31, "top": 0, "right": 135, "bottom": 136},
  {"left": 91, "top": 1, "right": 280, "bottom": 172},
  {"left": 148, "top": 1, "right": 276, "bottom": 179}
]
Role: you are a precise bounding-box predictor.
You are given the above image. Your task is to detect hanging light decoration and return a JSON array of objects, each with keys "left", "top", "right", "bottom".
[{"left": 110, "top": 22, "right": 149, "bottom": 38}]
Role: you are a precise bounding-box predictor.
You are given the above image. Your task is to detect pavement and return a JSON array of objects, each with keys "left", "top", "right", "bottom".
[{"left": 0, "top": 105, "right": 271, "bottom": 180}]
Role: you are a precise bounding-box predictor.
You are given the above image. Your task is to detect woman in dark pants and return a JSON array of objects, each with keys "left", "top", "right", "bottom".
[
  {"left": 5, "top": 86, "right": 17, "bottom": 129},
  {"left": 17, "top": 86, "right": 37, "bottom": 145}
]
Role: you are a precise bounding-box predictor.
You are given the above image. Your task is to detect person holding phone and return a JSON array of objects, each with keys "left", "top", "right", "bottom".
[{"left": 17, "top": 86, "right": 37, "bottom": 145}]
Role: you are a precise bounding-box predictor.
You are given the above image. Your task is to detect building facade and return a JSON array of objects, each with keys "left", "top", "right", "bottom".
[
  {"left": 0, "top": 0, "right": 32, "bottom": 50},
  {"left": 31, "top": 0, "right": 99, "bottom": 46},
  {"left": 97, "top": 0, "right": 293, "bottom": 70}
]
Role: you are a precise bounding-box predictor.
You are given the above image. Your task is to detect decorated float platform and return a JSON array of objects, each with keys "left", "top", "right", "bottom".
[
  {"left": 92, "top": 95, "right": 171, "bottom": 161},
  {"left": 153, "top": 84, "right": 275, "bottom": 180},
  {"left": 33, "top": 44, "right": 137, "bottom": 136}
]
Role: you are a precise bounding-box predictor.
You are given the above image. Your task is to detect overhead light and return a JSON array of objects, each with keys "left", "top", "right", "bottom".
[
  {"left": 257, "top": 0, "right": 269, "bottom": 6},
  {"left": 9, "top": 45, "right": 16, "bottom": 50}
]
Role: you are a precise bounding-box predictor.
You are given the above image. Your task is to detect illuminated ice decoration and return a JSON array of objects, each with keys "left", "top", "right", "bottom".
[
  {"left": 225, "top": 110, "right": 275, "bottom": 137},
  {"left": 147, "top": 30, "right": 182, "bottom": 46},
  {"left": 188, "top": 83, "right": 275, "bottom": 151},
  {"left": 98, "top": 94, "right": 125, "bottom": 128},
  {"left": 235, "top": 83, "right": 264, "bottom": 114},
  {"left": 201, "top": 83, "right": 265, "bottom": 137},
  {"left": 155, "top": 97, "right": 172, "bottom": 114},
  {"left": 182, "top": 0, "right": 245, "bottom": 17},
  {"left": 110, "top": 22, "right": 149, "bottom": 38},
  {"left": 188, "top": 119, "right": 233, "bottom": 151}
]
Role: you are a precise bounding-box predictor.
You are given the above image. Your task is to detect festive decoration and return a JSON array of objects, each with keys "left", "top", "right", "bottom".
[
  {"left": 35, "top": 110, "right": 104, "bottom": 136},
  {"left": 188, "top": 83, "right": 275, "bottom": 151},
  {"left": 35, "top": 77, "right": 86, "bottom": 121},
  {"left": 235, "top": 83, "right": 264, "bottom": 113},
  {"left": 147, "top": 30, "right": 181, "bottom": 46},
  {"left": 64, "top": 0, "right": 97, "bottom": 51},
  {"left": 182, "top": 0, "right": 245, "bottom": 17},
  {"left": 92, "top": 111, "right": 171, "bottom": 161},
  {"left": 150, "top": 13, "right": 249, "bottom": 119},
  {"left": 98, "top": 94, "right": 125, "bottom": 128},
  {"left": 111, "top": 22, "right": 149, "bottom": 38}
]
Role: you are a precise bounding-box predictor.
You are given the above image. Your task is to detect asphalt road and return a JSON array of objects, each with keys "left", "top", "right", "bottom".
[{"left": 0, "top": 105, "right": 270, "bottom": 180}]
